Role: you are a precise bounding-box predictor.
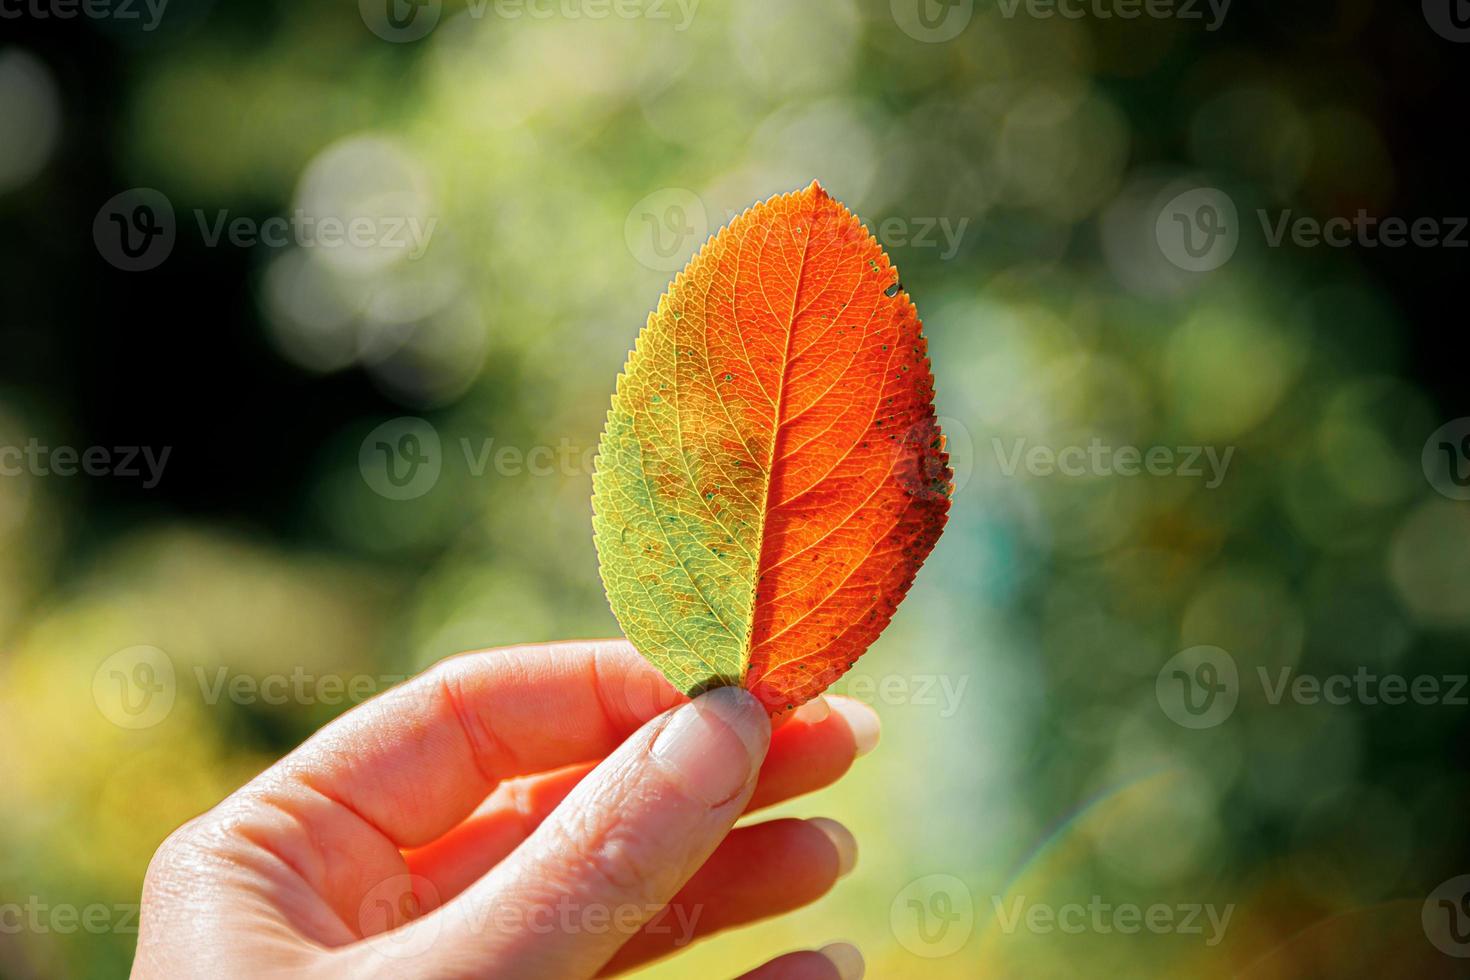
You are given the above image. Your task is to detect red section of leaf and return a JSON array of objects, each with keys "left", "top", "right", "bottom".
[{"left": 734, "top": 184, "right": 950, "bottom": 710}]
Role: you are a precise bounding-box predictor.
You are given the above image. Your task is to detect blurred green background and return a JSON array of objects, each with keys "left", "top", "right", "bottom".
[{"left": 2, "top": 0, "right": 1469, "bottom": 976}]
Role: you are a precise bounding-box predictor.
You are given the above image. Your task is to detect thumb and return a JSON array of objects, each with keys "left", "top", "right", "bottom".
[{"left": 368, "top": 686, "right": 771, "bottom": 979}]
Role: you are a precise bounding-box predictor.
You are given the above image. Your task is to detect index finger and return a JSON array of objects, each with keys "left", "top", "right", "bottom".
[{"left": 249, "top": 639, "right": 684, "bottom": 849}]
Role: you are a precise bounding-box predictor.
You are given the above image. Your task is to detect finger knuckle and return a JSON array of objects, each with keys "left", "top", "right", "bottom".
[{"left": 574, "top": 828, "right": 662, "bottom": 900}]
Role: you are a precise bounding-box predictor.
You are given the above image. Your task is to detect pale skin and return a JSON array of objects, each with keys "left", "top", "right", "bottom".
[{"left": 133, "top": 640, "right": 878, "bottom": 979}]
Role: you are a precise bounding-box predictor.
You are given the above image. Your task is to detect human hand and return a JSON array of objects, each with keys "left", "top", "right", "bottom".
[{"left": 132, "top": 640, "right": 878, "bottom": 979}]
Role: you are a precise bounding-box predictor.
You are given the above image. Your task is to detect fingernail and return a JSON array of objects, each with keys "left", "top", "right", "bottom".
[
  {"left": 829, "top": 698, "right": 881, "bottom": 757},
  {"left": 819, "top": 941, "right": 864, "bottom": 980},
  {"left": 793, "top": 695, "right": 831, "bottom": 724},
  {"left": 808, "top": 818, "right": 857, "bottom": 878},
  {"left": 651, "top": 686, "right": 769, "bottom": 806}
]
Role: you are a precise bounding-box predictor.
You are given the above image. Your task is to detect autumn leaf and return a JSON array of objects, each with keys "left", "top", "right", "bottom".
[{"left": 592, "top": 181, "right": 951, "bottom": 714}]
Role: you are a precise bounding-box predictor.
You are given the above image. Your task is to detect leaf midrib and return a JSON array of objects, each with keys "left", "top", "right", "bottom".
[{"left": 740, "top": 199, "right": 818, "bottom": 676}]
